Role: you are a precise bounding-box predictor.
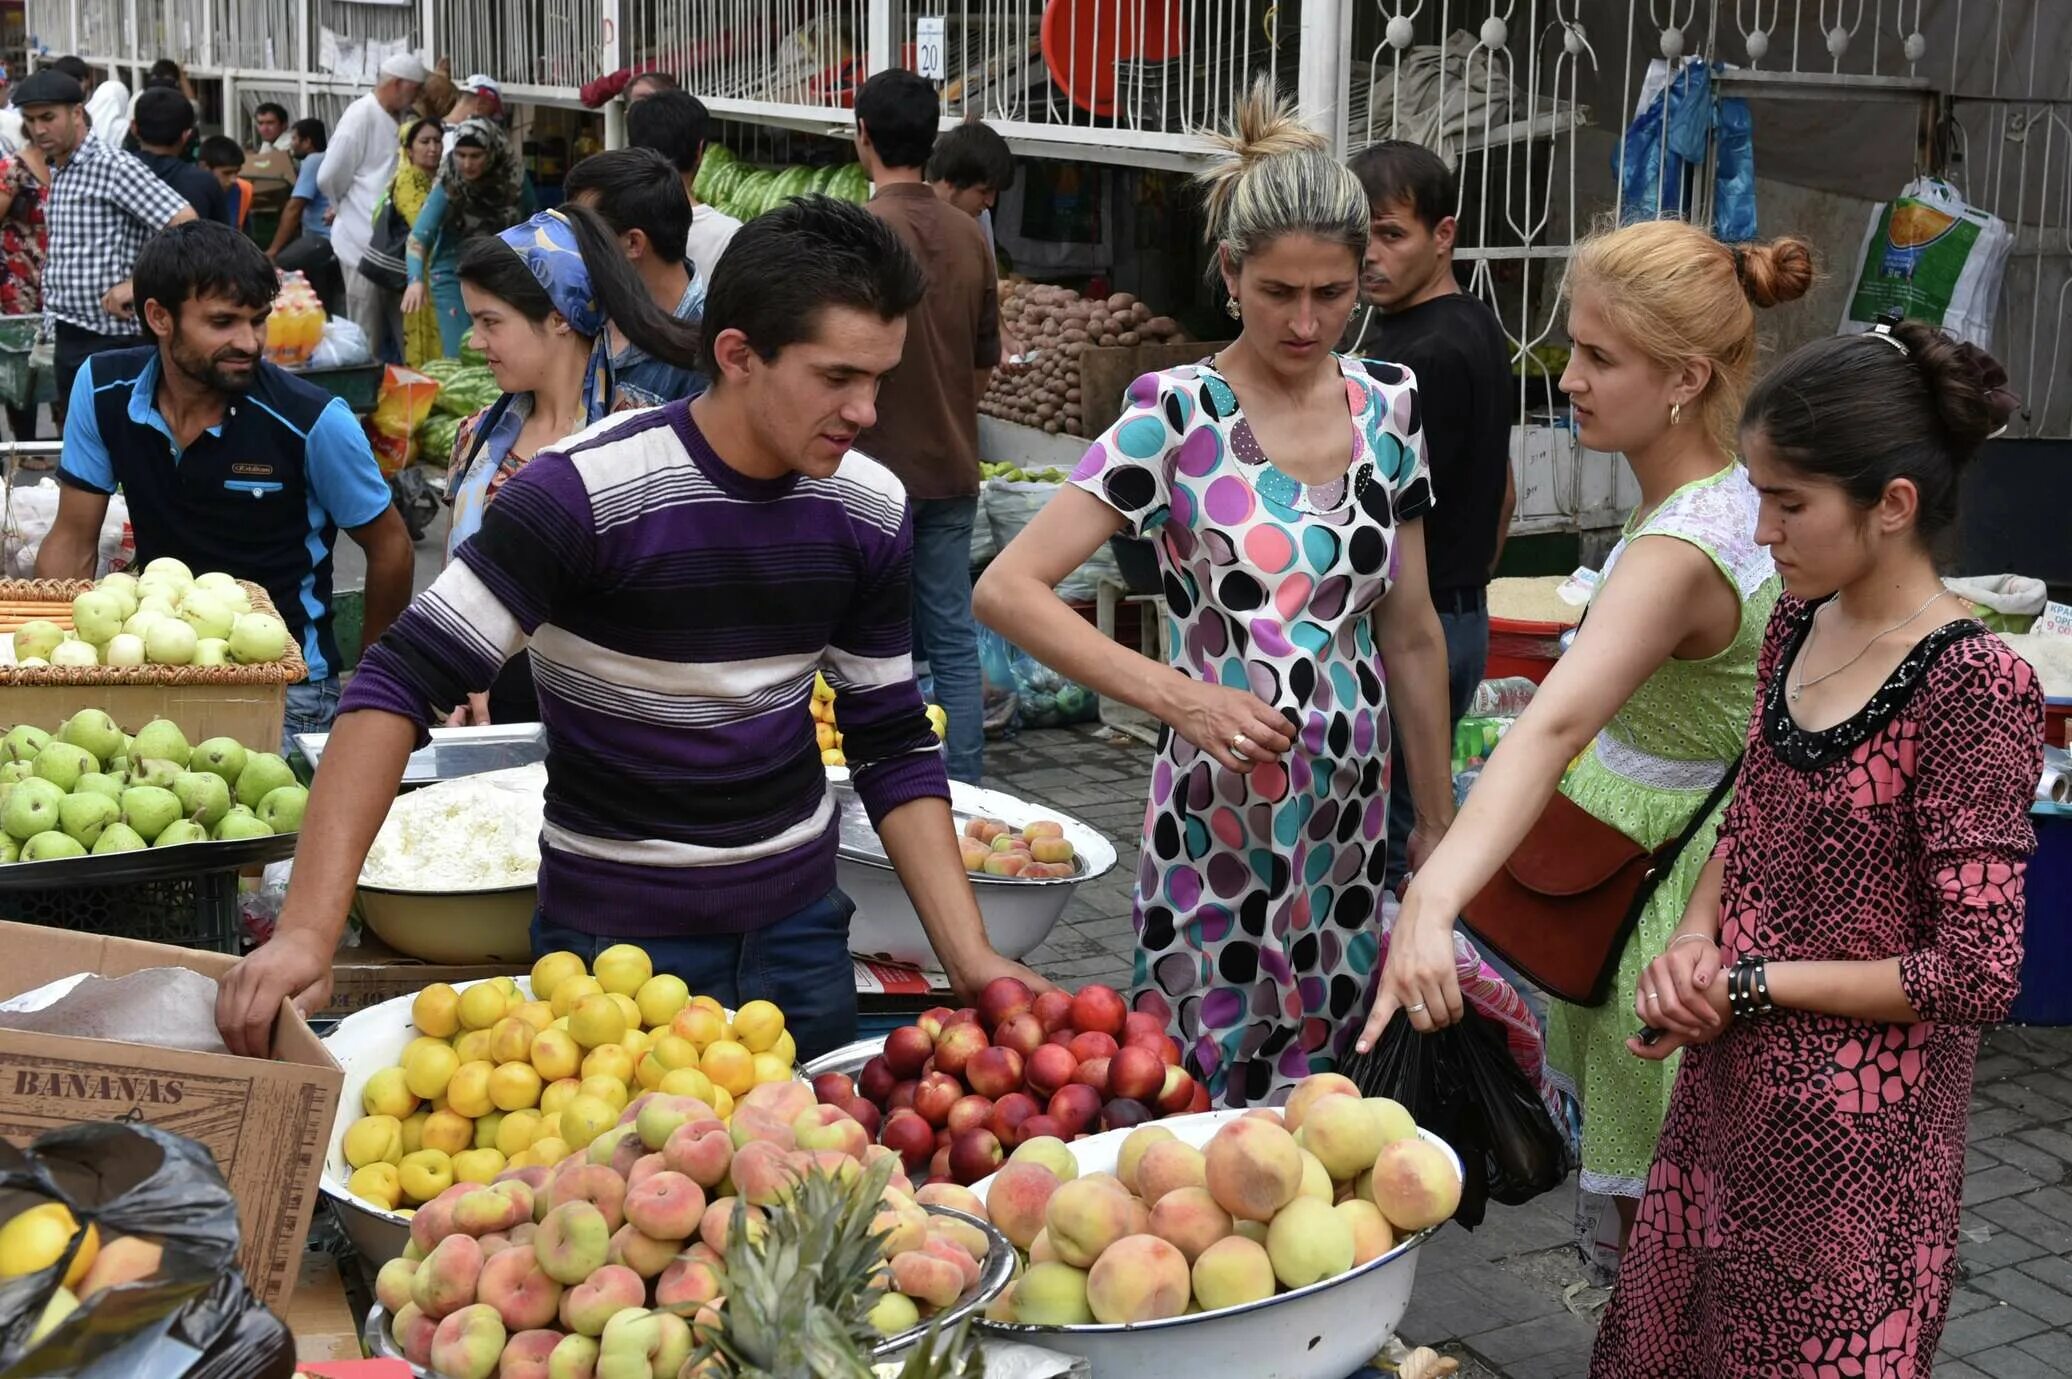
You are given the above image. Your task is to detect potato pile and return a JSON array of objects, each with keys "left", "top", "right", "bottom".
[{"left": 983, "top": 281, "right": 1185, "bottom": 438}]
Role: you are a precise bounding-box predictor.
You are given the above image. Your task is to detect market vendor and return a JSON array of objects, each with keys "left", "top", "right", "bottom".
[
  {"left": 215, "top": 197, "right": 1052, "bottom": 1061},
  {"left": 33, "top": 220, "right": 414, "bottom": 741}
]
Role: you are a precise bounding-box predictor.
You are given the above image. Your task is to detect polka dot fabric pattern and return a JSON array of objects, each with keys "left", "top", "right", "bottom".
[
  {"left": 1591, "top": 598, "right": 2044, "bottom": 1378},
  {"left": 1069, "top": 356, "right": 1431, "bottom": 1108}
]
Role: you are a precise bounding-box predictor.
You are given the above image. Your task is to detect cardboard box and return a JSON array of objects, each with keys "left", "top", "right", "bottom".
[
  {"left": 0, "top": 922, "right": 343, "bottom": 1311},
  {"left": 2, "top": 681, "right": 288, "bottom": 752},
  {"left": 321, "top": 931, "right": 532, "bottom": 1018}
]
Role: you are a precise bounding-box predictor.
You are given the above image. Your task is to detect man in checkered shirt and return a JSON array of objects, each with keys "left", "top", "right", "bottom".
[{"left": 15, "top": 69, "right": 196, "bottom": 419}]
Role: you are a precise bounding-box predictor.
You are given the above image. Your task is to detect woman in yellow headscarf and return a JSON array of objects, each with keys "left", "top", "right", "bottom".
[{"left": 391, "top": 117, "right": 445, "bottom": 365}]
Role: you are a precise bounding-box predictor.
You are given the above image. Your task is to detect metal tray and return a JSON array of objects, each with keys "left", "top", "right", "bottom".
[
  {"left": 0, "top": 829, "right": 295, "bottom": 889},
  {"left": 294, "top": 723, "right": 547, "bottom": 787}
]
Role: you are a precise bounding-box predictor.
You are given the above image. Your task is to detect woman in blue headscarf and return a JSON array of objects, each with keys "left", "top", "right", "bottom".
[{"left": 444, "top": 205, "right": 703, "bottom": 722}]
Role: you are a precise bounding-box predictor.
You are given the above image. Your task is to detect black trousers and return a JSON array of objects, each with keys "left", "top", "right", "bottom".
[{"left": 52, "top": 321, "right": 143, "bottom": 423}]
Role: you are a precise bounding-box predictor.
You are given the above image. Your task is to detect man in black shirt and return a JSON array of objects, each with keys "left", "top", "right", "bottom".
[
  {"left": 1349, "top": 140, "right": 1516, "bottom": 895},
  {"left": 133, "top": 88, "right": 230, "bottom": 224}
]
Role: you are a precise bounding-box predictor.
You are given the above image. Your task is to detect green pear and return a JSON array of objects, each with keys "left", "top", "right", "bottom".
[
  {"left": 172, "top": 771, "right": 231, "bottom": 827},
  {"left": 2, "top": 776, "right": 62, "bottom": 840},
  {"left": 0, "top": 760, "right": 31, "bottom": 784},
  {"left": 235, "top": 752, "right": 297, "bottom": 809},
  {"left": 151, "top": 819, "right": 209, "bottom": 847},
  {"left": 21, "top": 830, "right": 87, "bottom": 860},
  {"left": 189, "top": 737, "right": 248, "bottom": 785},
  {"left": 0, "top": 724, "right": 49, "bottom": 763},
  {"left": 213, "top": 808, "right": 273, "bottom": 841},
  {"left": 129, "top": 757, "right": 182, "bottom": 790},
  {"left": 73, "top": 772, "right": 125, "bottom": 804},
  {"left": 130, "top": 719, "right": 191, "bottom": 767},
  {"left": 11, "top": 619, "right": 65, "bottom": 662},
  {"left": 192, "top": 638, "right": 230, "bottom": 667},
  {"left": 91, "top": 822, "right": 146, "bottom": 854},
  {"left": 0, "top": 834, "right": 18, "bottom": 862},
  {"left": 57, "top": 792, "right": 120, "bottom": 848},
  {"left": 29, "top": 741, "right": 95, "bottom": 793},
  {"left": 256, "top": 783, "right": 309, "bottom": 833},
  {"left": 57, "top": 709, "right": 123, "bottom": 764},
  {"left": 118, "top": 785, "right": 182, "bottom": 843},
  {"left": 106, "top": 755, "right": 130, "bottom": 777}
]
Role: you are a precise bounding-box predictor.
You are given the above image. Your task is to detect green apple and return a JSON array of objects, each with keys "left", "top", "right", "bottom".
[
  {"left": 129, "top": 758, "right": 182, "bottom": 789},
  {"left": 131, "top": 720, "right": 191, "bottom": 767},
  {"left": 194, "top": 571, "right": 250, "bottom": 612},
  {"left": 0, "top": 834, "right": 17, "bottom": 861},
  {"left": 193, "top": 638, "right": 230, "bottom": 667},
  {"left": 100, "top": 583, "right": 138, "bottom": 619},
  {"left": 11, "top": 619, "right": 65, "bottom": 661},
  {"left": 235, "top": 752, "right": 296, "bottom": 808},
  {"left": 122, "top": 609, "right": 164, "bottom": 639},
  {"left": 69, "top": 590, "right": 125, "bottom": 645},
  {"left": 229, "top": 612, "right": 291, "bottom": 664},
  {"left": 151, "top": 818, "right": 209, "bottom": 847},
  {"left": 256, "top": 783, "right": 308, "bottom": 833},
  {"left": 143, "top": 556, "right": 195, "bottom": 583},
  {"left": 0, "top": 725, "right": 49, "bottom": 764},
  {"left": 177, "top": 590, "right": 235, "bottom": 640},
  {"left": 118, "top": 785, "right": 182, "bottom": 843},
  {"left": 57, "top": 792, "right": 120, "bottom": 847},
  {"left": 49, "top": 639, "right": 99, "bottom": 667},
  {"left": 91, "top": 822, "right": 146, "bottom": 854},
  {"left": 135, "top": 593, "right": 176, "bottom": 619},
  {"left": 30, "top": 741, "right": 96, "bottom": 793},
  {"left": 173, "top": 771, "right": 231, "bottom": 827},
  {"left": 102, "top": 633, "right": 146, "bottom": 666},
  {"left": 190, "top": 737, "right": 248, "bottom": 785},
  {"left": 58, "top": 709, "right": 123, "bottom": 764},
  {"left": 97, "top": 571, "right": 139, "bottom": 602},
  {"left": 213, "top": 807, "right": 272, "bottom": 841},
  {"left": 21, "top": 830, "right": 86, "bottom": 860},
  {"left": 144, "top": 618, "right": 198, "bottom": 666}
]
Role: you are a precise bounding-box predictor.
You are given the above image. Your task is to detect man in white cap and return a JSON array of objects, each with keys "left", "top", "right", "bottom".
[
  {"left": 443, "top": 74, "right": 502, "bottom": 157},
  {"left": 319, "top": 52, "right": 424, "bottom": 359}
]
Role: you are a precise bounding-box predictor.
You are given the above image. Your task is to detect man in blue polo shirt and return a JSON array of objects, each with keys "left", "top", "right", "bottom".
[{"left": 35, "top": 220, "right": 414, "bottom": 742}]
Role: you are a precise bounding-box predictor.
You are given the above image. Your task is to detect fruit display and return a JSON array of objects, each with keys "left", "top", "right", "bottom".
[
  {"left": 812, "top": 979, "right": 1208, "bottom": 1188},
  {"left": 957, "top": 816, "right": 1079, "bottom": 879},
  {"left": 0, "top": 712, "right": 302, "bottom": 860},
  {"left": 979, "top": 461, "right": 1069, "bottom": 483},
  {"left": 333, "top": 953, "right": 799, "bottom": 1219},
  {"left": 810, "top": 671, "right": 946, "bottom": 770},
  {"left": 974, "top": 1073, "right": 1461, "bottom": 1328},
  {"left": 693, "top": 147, "right": 871, "bottom": 223},
  {"left": 11, "top": 557, "right": 295, "bottom": 669},
  {"left": 980, "top": 280, "right": 1188, "bottom": 436},
  {"left": 0, "top": 1200, "right": 169, "bottom": 1345}
]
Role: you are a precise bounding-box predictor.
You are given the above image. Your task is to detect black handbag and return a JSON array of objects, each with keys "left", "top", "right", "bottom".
[{"left": 355, "top": 192, "right": 412, "bottom": 293}]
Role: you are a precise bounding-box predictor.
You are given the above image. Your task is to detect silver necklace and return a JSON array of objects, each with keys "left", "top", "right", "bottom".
[{"left": 1789, "top": 588, "right": 1948, "bottom": 704}]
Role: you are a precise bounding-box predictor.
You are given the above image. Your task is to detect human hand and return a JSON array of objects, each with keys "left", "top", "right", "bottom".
[
  {"left": 100, "top": 280, "right": 135, "bottom": 320},
  {"left": 1355, "top": 884, "right": 1465, "bottom": 1049},
  {"left": 1405, "top": 817, "right": 1446, "bottom": 875},
  {"left": 216, "top": 925, "right": 335, "bottom": 1057},
  {"left": 445, "top": 691, "right": 490, "bottom": 727},
  {"left": 1634, "top": 935, "right": 1725, "bottom": 1042},
  {"left": 402, "top": 281, "right": 428, "bottom": 315},
  {"left": 1168, "top": 679, "right": 1293, "bottom": 774},
  {"left": 945, "top": 951, "right": 1059, "bottom": 1008}
]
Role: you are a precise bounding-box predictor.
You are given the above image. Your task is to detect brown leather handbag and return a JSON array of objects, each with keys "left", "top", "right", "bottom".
[{"left": 1459, "top": 760, "right": 1739, "bottom": 1006}]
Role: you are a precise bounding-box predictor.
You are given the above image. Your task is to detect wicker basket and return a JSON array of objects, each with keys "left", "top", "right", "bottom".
[{"left": 0, "top": 576, "right": 309, "bottom": 687}]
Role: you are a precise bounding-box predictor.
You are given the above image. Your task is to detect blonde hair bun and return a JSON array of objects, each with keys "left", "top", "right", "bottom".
[
  {"left": 1735, "top": 236, "right": 1815, "bottom": 309},
  {"left": 1195, "top": 78, "right": 1367, "bottom": 268}
]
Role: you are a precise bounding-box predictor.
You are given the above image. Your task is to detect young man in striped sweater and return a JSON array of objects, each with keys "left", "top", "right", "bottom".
[{"left": 217, "top": 198, "right": 1052, "bottom": 1060}]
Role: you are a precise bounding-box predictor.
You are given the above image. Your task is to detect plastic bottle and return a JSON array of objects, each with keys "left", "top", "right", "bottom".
[{"left": 1471, "top": 676, "right": 1539, "bottom": 718}]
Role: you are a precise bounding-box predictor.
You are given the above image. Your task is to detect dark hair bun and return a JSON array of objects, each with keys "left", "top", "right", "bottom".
[
  {"left": 1736, "top": 236, "right": 1815, "bottom": 308},
  {"left": 1892, "top": 321, "right": 2020, "bottom": 461}
]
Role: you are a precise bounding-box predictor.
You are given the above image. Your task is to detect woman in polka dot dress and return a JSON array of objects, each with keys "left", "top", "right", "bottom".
[{"left": 975, "top": 85, "right": 1459, "bottom": 1107}]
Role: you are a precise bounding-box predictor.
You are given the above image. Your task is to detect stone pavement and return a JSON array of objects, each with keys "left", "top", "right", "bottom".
[{"left": 985, "top": 723, "right": 2072, "bottom": 1378}]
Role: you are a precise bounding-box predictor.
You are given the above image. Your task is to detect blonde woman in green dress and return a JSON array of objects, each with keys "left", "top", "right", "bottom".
[{"left": 1355, "top": 219, "right": 1810, "bottom": 1269}]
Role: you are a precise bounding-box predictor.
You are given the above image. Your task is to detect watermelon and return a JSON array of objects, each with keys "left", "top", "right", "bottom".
[
  {"left": 828, "top": 163, "right": 871, "bottom": 204},
  {"left": 770, "top": 165, "right": 816, "bottom": 208},
  {"left": 693, "top": 145, "right": 738, "bottom": 204},
  {"left": 811, "top": 164, "right": 842, "bottom": 194}
]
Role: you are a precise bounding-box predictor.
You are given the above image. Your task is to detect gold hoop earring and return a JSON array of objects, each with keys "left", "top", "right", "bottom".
[
  {"left": 1225, "top": 298, "right": 1242, "bottom": 320},
  {"left": 1670, "top": 401, "right": 1683, "bottom": 426}
]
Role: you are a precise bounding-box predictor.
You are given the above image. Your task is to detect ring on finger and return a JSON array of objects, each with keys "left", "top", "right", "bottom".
[
  {"left": 1645, "top": 990, "right": 1660, "bottom": 1002},
  {"left": 1405, "top": 1001, "right": 1427, "bottom": 1014}
]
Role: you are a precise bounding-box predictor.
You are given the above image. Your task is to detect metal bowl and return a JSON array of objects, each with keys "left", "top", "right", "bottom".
[
  {"left": 354, "top": 882, "right": 536, "bottom": 963},
  {"left": 802, "top": 1035, "right": 890, "bottom": 1082},
  {"left": 967, "top": 1110, "right": 1461, "bottom": 1379},
  {"left": 360, "top": 1203, "right": 1014, "bottom": 1370},
  {"left": 840, "top": 781, "right": 1119, "bottom": 965}
]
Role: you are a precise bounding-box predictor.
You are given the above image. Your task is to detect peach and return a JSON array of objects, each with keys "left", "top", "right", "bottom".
[
  {"left": 1203, "top": 1116, "right": 1303, "bottom": 1222},
  {"left": 1013, "top": 1262, "right": 1090, "bottom": 1328},
  {"left": 429, "top": 1302, "right": 505, "bottom": 1379},
  {"left": 1019, "top": 1113, "right": 1066, "bottom": 1144},
  {"left": 966, "top": 1046, "right": 1025, "bottom": 1100},
  {"left": 1028, "top": 1227, "right": 1058, "bottom": 1263},
  {"left": 1297, "top": 1150, "right": 1333, "bottom": 1203},
  {"left": 1233, "top": 1219, "right": 1269, "bottom": 1246},
  {"left": 1337, "top": 1198, "right": 1394, "bottom": 1266},
  {"left": 1069, "top": 1057, "right": 1111, "bottom": 1098},
  {"left": 1365, "top": 1096, "right": 1419, "bottom": 1145},
  {"left": 1115, "top": 1123, "right": 1176, "bottom": 1194},
  {"left": 912, "top": 1071, "right": 963, "bottom": 1127},
  {"left": 947, "top": 1128, "right": 1005, "bottom": 1185},
  {"left": 390, "top": 1300, "right": 437, "bottom": 1365},
  {"left": 1242, "top": 1108, "right": 1283, "bottom": 1126},
  {"left": 1009, "top": 1134, "right": 1079, "bottom": 1185},
  {"left": 623, "top": 1169, "right": 706, "bottom": 1240},
  {"left": 1085, "top": 1234, "right": 1190, "bottom": 1323},
  {"left": 913, "top": 1182, "right": 985, "bottom": 1217},
  {"left": 456, "top": 1180, "right": 535, "bottom": 1236},
  {"left": 946, "top": 1094, "right": 994, "bottom": 1138},
  {"left": 661, "top": 1118, "right": 733, "bottom": 1188},
  {"left": 534, "top": 1202, "right": 612, "bottom": 1285},
  {"left": 73, "top": 1233, "right": 161, "bottom": 1298},
  {"left": 883, "top": 1025, "right": 935, "bottom": 1078},
  {"left": 608, "top": 1221, "right": 681, "bottom": 1277},
  {"left": 699, "top": 1197, "right": 765, "bottom": 1254},
  {"left": 1101, "top": 1098, "right": 1156, "bottom": 1134},
  {"left": 872, "top": 1288, "right": 925, "bottom": 1336},
  {"left": 1046, "top": 1084, "right": 1102, "bottom": 1137},
  {"left": 1022, "top": 1044, "right": 1077, "bottom": 1100},
  {"left": 932, "top": 1021, "right": 989, "bottom": 1078},
  {"left": 546, "top": 1332, "right": 599, "bottom": 1379},
  {"left": 922, "top": 1233, "right": 982, "bottom": 1291},
  {"left": 880, "top": 1111, "right": 935, "bottom": 1174},
  {"left": 1300, "top": 1094, "right": 1388, "bottom": 1182},
  {"left": 1043, "top": 1176, "right": 1137, "bottom": 1268},
  {"left": 1282, "top": 1073, "right": 1361, "bottom": 1134},
  {"left": 982, "top": 852, "right": 1031, "bottom": 877},
  {"left": 558, "top": 1262, "right": 644, "bottom": 1336},
  {"left": 1266, "top": 1196, "right": 1353, "bottom": 1288},
  {"left": 1148, "top": 1185, "right": 1232, "bottom": 1263},
  {"left": 1021, "top": 819, "right": 1065, "bottom": 840},
  {"left": 410, "top": 1183, "right": 475, "bottom": 1253},
  {"left": 842, "top": 1095, "right": 883, "bottom": 1141},
  {"left": 728, "top": 1139, "right": 795, "bottom": 1207},
  {"left": 626, "top": 1152, "right": 669, "bottom": 1192},
  {"left": 871, "top": 1200, "right": 930, "bottom": 1257},
  {"left": 792, "top": 1103, "right": 871, "bottom": 1159},
  {"left": 1191, "top": 1233, "right": 1277, "bottom": 1312},
  {"left": 994, "top": 1011, "right": 1045, "bottom": 1060},
  {"left": 1156, "top": 1065, "right": 1198, "bottom": 1114},
  {"left": 496, "top": 1164, "right": 552, "bottom": 1195},
  {"left": 547, "top": 1164, "right": 626, "bottom": 1232},
  {"left": 740, "top": 1079, "right": 816, "bottom": 1124},
  {"left": 959, "top": 838, "right": 993, "bottom": 872},
  {"left": 656, "top": 1252, "right": 724, "bottom": 1313},
  {"left": 927, "top": 1214, "right": 991, "bottom": 1266},
  {"left": 1068, "top": 985, "right": 1126, "bottom": 1037},
  {"left": 889, "top": 1249, "right": 963, "bottom": 1309},
  {"left": 478, "top": 1245, "right": 563, "bottom": 1330},
  {"left": 1067, "top": 1030, "right": 1118, "bottom": 1063},
  {"left": 497, "top": 1327, "right": 562, "bottom": 1378},
  {"left": 1135, "top": 1139, "right": 1206, "bottom": 1206},
  {"left": 634, "top": 1094, "right": 715, "bottom": 1152},
  {"left": 984, "top": 1160, "right": 1062, "bottom": 1250},
  {"left": 599, "top": 1308, "right": 693, "bottom": 1379},
  {"left": 1108, "top": 1045, "right": 1165, "bottom": 1103},
  {"left": 375, "top": 1256, "right": 419, "bottom": 1313},
  {"left": 1029, "top": 836, "right": 1074, "bottom": 865},
  {"left": 412, "top": 1233, "right": 485, "bottom": 1319},
  {"left": 1369, "top": 1138, "right": 1460, "bottom": 1232},
  {"left": 977, "top": 975, "right": 1035, "bottom": 1027}
]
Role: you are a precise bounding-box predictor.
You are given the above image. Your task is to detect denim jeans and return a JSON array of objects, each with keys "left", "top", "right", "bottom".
[
  {"left": 531, "top": 889, "right": 861, "bottom": 1063},
  {"left": 1385, "top": 603, "right": 1489, "bottom": 892},
  {"left": 283, "top": 676, "right": 343, "bottom": 754},
  {"left": 909, "top": 496, "right": 985, "bottom": 784}
]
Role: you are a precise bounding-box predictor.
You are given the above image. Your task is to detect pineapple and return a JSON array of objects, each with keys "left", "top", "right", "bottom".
[{"left": 693, "top": 1156, "right": 983, "bottom": 1379}]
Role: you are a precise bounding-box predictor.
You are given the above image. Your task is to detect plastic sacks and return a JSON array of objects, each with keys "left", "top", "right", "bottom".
[
  {"left": 0, "top": 1122, "right": 293, "bottom": 1379},
  {"left": 365, "top": 364, "right": 439, "bottom": 475},
  {"left": 1839, "top": 176, "right": 2013, "bottom": 349},
  {"left": 975, "top": 627, "right": 1102, "bottom": 736},
  {"left": 1618, "top": 59, "right": 1757, "bottom": 242},
  {"left": 307, "top": 318, "right": 371, "bottom": 370}
]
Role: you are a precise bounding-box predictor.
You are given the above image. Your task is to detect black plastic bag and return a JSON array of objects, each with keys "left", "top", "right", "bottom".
[
  {"left": 1340, "top": 1007, "right": 1569, "bottom": 1228},
  {"left": 0, "top": 1122, "right": 293, "bottom": 1379}
]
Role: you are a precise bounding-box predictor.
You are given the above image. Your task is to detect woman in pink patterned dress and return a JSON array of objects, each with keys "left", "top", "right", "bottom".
[{"left": 1591, "top": 318, "right": 2041, "bottom": 1377}]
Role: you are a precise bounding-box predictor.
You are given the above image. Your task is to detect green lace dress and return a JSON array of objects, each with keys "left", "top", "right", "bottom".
[{"left": 1544, "top": 464, "right": 1778, "bottom": 1213}]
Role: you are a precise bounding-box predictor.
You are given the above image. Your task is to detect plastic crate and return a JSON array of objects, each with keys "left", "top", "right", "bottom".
[
  {"left": 0, "top": 870, "right": 243, "bottom": 953},
  {"left": 0, "top": 315, "right": 37, "bottom": 410},
  {"left": 294, "top": 363, "right": 383, "bottom": 413}
]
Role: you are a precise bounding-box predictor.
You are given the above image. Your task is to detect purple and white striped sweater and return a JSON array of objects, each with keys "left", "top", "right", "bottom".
[{"left": 340, "top": 401, "right": 949, "bottom": 936}]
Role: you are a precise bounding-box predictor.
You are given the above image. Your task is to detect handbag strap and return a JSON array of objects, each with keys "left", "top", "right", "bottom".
[{"left": 1638, "top": 752, "right": 1742, "bottom": 897}]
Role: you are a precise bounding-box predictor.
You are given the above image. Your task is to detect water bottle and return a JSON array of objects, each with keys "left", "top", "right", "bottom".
[{"left": 1471, "top": 676, "right": 1539, "bottom": 718}]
